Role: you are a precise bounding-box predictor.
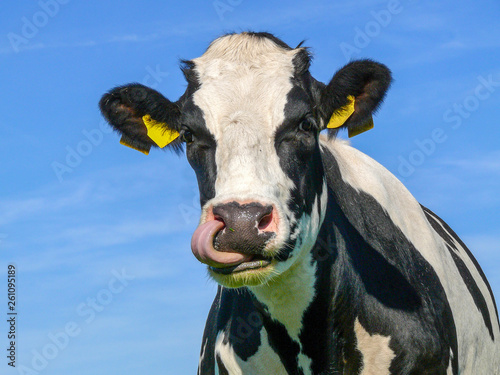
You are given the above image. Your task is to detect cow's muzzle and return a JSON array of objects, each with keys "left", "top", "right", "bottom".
[{"left": 191, "top": 201, "right": 278, "bottom": 272}]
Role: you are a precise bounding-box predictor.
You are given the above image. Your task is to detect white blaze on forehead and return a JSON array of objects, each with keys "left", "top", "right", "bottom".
[{"left": 192, "top": 34, "right": 299, "bottom": 202}]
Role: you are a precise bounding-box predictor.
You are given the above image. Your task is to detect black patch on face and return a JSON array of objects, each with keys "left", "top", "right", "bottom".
[
  {"left": 422, "top": 205, "right": 499, "bottom": 340},
  {"left": 175, "top": 59, "right": 218, "bottom": 206},
  {"left": 180, "top": 97, "right": 217, "bottom": 206},
  {"left": 274, "top": 238, "right": 297, "bottom": 262},
  {"left": 274, "top": 84, "right": 325, "bottom": 261}
]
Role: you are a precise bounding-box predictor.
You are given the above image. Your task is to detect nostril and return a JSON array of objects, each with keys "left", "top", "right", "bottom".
[
  {"left": 258, "top": 213, "right": 273, "bottom": 230},
  {"left": 214, "top": 215, "right": 225, "bottom": 226},
  {"left": 213, "top": 202, "right": 275, "bottom": 233}
]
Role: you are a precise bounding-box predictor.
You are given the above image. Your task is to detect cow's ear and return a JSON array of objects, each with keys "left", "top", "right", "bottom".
[
  {"left": 318, "top": 60, "right": 391, "bottom": 137},
  {"left": 99, "top": 83, "right": 182, "bottom": 154}
]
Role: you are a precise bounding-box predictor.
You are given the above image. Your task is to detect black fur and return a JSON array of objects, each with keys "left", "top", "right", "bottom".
[
  {"left": 273, "top": 83, "right": 325, "bottom": 261},
  {"left": 99, "top": 83, "right": 182, "bottom": 152},
  {"left": 177, "top": 94, "right": 218, "bottom": 205},
  {"left": 422, "top": 205, "right": 499, "bottom": 340}
]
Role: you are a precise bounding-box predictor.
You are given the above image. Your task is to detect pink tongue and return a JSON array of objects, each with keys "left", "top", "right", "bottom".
[{"left": 191, "top": 220, "right": 252, "bottom": 268}]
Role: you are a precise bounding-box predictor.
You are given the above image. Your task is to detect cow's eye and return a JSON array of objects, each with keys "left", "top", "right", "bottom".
[
  {"left": 299, "top": 118, "right": 314, "bottom": 132},
  {"left": 181, "top": 129, "right": 194, "bottom": 143}
]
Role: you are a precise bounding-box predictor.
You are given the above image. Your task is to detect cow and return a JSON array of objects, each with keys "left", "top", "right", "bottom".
[{"left": 99, "top": 32, "right": 500, "bottom": 374}]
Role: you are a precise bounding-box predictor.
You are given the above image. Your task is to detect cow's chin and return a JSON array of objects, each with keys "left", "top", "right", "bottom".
[
  {"left": 207, "top": 237, "right": 307, "bottom": 288},
  {"left": 208, "top": 259, "right": 278, "bottom": 288}
]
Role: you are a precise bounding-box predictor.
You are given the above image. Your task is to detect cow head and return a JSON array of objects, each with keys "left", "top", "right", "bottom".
[{"left": 100, "top": 32, "right": 391, "bottom": 288}]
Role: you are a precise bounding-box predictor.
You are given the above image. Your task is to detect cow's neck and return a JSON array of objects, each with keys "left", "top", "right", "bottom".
[
  {"left": 246, "top": 189, "right": 342, "bottom": 347},
  {"left": 248, "top": 177, "right": 329, "bottom": 342},
  {"left": 245, "top": 186, "right": 358, "bottom": 372},
  {"left": 249, "top": 243, "right": 318, "bottom": 342}
]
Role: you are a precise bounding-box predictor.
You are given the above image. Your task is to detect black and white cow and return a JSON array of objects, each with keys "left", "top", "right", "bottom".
[{"left": 99, "top": 32, "right": 499, "bottom": 374}]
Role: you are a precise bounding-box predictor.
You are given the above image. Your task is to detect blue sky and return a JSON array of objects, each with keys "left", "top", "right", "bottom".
[{"left": 1, "top": 0, "right": 499, "bottom": 373}]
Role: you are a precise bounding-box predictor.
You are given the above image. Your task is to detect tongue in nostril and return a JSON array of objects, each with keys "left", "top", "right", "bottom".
[{"left": 191, "top": 220, "right": 252, "bottom": 268}]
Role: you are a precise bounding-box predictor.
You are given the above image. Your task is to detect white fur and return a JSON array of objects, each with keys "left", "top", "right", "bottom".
[
  {"left": 321, "top": 136, "right": 500, "bottom": 373},
  {"left": 193, "top": 33, "right": 298, "bottom": 206},
  {"left": 214, "top": 332, "right": 243, "bottom": 375},
  {"left": 354, "top": 318, "right": 395, "bottom": 375},
  {"left": 447, "top": 349, "right": 454, "bottom": 375}
]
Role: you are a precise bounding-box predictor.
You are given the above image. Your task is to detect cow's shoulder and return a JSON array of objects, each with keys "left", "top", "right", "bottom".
[
  {"left": 319, "top": 136, "right": 500, "bottom": 371},
  {"left": 319, "top": 137, "right": 459, "bottom": 367},
  {"left": 319, "top": 136, "right": 444, "bottom": 272},
  {"left": 319, "top": 136, "right": 430, "bottom": 244}
]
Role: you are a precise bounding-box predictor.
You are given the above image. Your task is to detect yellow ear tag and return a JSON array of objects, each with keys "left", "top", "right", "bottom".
[
  {"left": 327, "top": 95, "right": 356, "bottom": 129},
  {"left": 142, "top": 114, "right": 180, "bottom": 148},
  {"left": 120, "top": 135, "right": 150, "bottom": 155},
  {"left": 348, "top": 116, "right": 374, "bottom": 138}
]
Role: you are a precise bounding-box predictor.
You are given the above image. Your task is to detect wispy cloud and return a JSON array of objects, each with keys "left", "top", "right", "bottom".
[
  {"left": 463, "top": 234, "right": 500, "bottom": 288},
  {"left": 0, "top": 17, "right": 227, "bottom": 55},
  {"left": 0, "top": 34, "right": 160, "bottom": 55},
  {"left": 42, "top": 215, "right": 189, "bottom": 251},
  {"left": 1, "top": 156, "right": 199, "bottom": 287},
  {"left": 0, "top": 182, "right": 92, "bottom": 225},
  {"left": 440, "top": 151, "right": 500, "bottom": 173},
  {"left": 464, "top": 234, "right": 500, "bottom": 257},
  {"left": 0, "top": 157, "right": 191, "bottom": 225}
]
